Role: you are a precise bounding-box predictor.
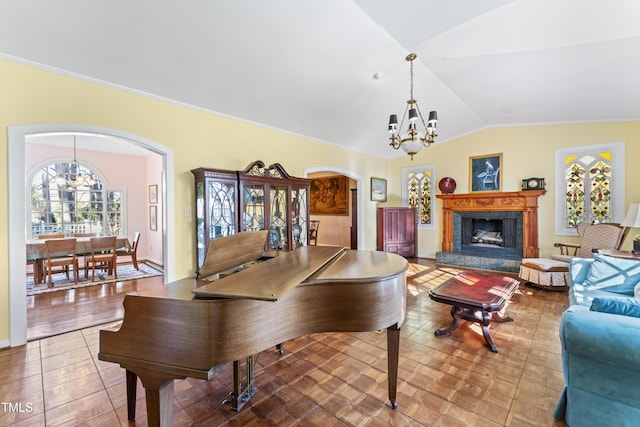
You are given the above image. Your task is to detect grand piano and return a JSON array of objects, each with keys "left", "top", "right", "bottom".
[{"left": 99, "top": 231, "right": 408, "bottom": 427}]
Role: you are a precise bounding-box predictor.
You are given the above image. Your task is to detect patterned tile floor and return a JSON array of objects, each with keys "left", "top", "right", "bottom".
[{"left": 2, "top": 260, "right": 570, "bottom": 426}]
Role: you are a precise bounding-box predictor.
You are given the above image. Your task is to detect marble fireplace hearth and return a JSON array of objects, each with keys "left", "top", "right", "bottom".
[{"left": 435, "top": 190, "right": 545, "bottom": 273}]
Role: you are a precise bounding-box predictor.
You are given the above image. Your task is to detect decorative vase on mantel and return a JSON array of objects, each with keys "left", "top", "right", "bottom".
[{"left": 438, "top": 177, "right": 457, "bottom": 194}]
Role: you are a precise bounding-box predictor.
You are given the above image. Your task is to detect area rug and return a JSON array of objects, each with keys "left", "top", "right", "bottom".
[{"left": 26, "top": 262, "right": 164, "bottom": 296}]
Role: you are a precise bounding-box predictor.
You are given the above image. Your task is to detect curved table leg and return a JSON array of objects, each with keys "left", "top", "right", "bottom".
[
  {"left": 491, "top": 311, "right": 513, "bottom": 323},
  {"left": 480, "top": 311, "right": 498, "bottom": 353},
  {"left": 435, "top": 307, "right": 513, "bottom": 353},
  {"left": 481, "top": 310, "right": 513, "bottom": 353},
  {"left": 435, "top": 306, "right": 462, "bottom": 336}
]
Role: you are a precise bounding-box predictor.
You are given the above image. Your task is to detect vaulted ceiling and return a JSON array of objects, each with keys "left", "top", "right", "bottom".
[{"left": 2, "top": 0, "right": 639, "bottom": 158}]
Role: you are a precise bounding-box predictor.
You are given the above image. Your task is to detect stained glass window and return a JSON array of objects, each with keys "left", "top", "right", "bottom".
[
  {"left": 559, "top": 142, "right": 626, "bottom": 235},
  {"left": 563, "top": 152, "right": 613, "bottom": 226},
  {"left": 406, "top": 169, "right": 433, "bottom": 225},
  {"left": 564, "top": 161, "right": 586, "bottom": 227}
]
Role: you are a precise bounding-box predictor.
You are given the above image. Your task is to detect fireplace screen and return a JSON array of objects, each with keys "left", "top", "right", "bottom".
[{"left": 458, "top": 214, "right": 521, "bottom": 256}]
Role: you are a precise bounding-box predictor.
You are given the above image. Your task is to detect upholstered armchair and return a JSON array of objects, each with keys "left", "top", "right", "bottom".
[{"left": 552, "top": 222, "right": 627, "bottom": 263}]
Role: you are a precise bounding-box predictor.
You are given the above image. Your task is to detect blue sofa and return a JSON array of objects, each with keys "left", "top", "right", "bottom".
[{"left": 553, "top": 254, "right": 640, "bottom": 426}]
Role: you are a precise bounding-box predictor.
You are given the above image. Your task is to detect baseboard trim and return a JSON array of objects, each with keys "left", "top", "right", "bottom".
[{"left": 143, "top": 258, "right": 164, "bottom": 269}]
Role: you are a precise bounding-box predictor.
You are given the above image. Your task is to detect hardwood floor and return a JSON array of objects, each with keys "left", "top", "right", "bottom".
[
  {"left": 3, "top": 260, "right": 570, "bottom": 426},
  {"left": 27, "top": 275, "right": 166, "bottom": 342}
]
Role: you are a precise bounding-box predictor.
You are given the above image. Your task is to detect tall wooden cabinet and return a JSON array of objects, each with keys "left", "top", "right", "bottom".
[
  {"left": 192, "top": 161, "right": 310, "bottom": 272},
  {"left": 376, "top": 207, "right": 417, "bottom": 257}
]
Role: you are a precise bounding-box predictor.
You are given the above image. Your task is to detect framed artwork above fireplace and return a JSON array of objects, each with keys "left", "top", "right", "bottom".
[{"left": 470, "top": 153, "right": 502, "bottom": 192}]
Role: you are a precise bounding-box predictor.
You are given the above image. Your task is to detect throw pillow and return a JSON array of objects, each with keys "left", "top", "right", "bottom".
[
  {"left": 584, "top": 254, "right": 640, "bottom": 295},
  {"left": 590, "top": 297, "right": 640, "bottom": 319}
]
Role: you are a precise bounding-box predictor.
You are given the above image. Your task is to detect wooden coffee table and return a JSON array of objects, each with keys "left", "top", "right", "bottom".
[{"left": 428, "top": 272, "right": 519, "bottom": 352}]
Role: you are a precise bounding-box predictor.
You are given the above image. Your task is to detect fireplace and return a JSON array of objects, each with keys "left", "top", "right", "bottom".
[
  {"left": 457, "top": 211, "right": 522, "bottom": 257},
  {"left": 436, "top": 190, "right": 545, "bottom": 272}
]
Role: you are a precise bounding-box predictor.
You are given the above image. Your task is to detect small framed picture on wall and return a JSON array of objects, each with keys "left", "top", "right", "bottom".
[
  {"left": 149, "top": 205, "right": 157, "bottom": 231},
  {"left": 149, "top": 184, "right": 158, "bottom": 204},
  {"left": 371, "top": 177, "right": 387, "bottom": 202}
]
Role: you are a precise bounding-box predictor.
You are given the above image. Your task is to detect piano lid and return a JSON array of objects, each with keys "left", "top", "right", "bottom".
[{"left": 192, "top": 245, "right": 345, "bottom": 301}]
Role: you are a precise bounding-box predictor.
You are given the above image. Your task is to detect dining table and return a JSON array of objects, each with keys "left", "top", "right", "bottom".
[{"left": 27, "top": 236, "right": 130, "bottom": 285}]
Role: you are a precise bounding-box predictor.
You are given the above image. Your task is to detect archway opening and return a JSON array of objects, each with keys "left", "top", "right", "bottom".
[
  {"left": 304, "top": 166, "right": 363, "bottom": 250},
  {"left": 8, "top": 124, "right": 175, "bottom": 347}
]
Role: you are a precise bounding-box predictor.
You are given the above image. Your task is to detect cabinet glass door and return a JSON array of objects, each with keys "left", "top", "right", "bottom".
[
  {"left": 291, "top": 187, "right": 308, "bottom": 247},
  {"left": 243, "top": 184, "right": 265, "bottom": 231},
  {"left": 196, "top": 181, "right": 205, "bottom": 268},
  {"left": 269, "top": 186, "right": 288, "bottom": 250},
  {"left": 208, "top": 180, "right": 236, "bottom": 240}
]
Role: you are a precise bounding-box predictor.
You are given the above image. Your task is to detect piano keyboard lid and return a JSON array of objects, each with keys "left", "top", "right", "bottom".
[{"left": 192, "top": 246, "right": 346, "bottom": 301}]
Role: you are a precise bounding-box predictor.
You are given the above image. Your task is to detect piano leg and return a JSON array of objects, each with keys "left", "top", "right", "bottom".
[
  {"left": 146, "top": 380, "right": 174, "bottom": 427},
  {"left": 387, "top": 324, "right": 401, "bottom": 410},
  {"left": 127, "top": 367, "right": 181, "bottom": 427},
  {"left": 226, "top": 356, "right": 257, "bottom": 411},
  {"left": 126, "top": 370, "right": 137, "bottom": 421}
]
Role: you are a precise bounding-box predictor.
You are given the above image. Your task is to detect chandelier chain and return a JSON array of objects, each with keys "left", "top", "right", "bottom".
[{"left": 409, "top": 58, "right": 414, "bottom": 101}]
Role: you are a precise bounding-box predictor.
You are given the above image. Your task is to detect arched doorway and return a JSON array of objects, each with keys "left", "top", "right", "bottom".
[
  {"left": 8, "top": 124, "right": 175, "bottom": 347},
  {"left": 303, "top": 166, "right": 364, "bottom": 249}
]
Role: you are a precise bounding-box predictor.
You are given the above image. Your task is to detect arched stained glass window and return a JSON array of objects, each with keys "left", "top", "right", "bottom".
[
  {"left": 404, "top": 166, "right": 435, "bottom": 226},
  {"left": 30, "top": 161, "right": 124, "bottom": 238},
  {"left": 589, "top": 159, "right": 612, "bottom": 223},
  {"left": 564, "top": 161, "right": 586, "bottom": 227},
  {"left": 555, "top": 142, "right": 624, "bottom": 234}
]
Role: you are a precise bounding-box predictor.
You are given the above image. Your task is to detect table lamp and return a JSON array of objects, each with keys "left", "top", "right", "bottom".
[{"left": 621, "top": 203, "right": 640, "bottom": 253}]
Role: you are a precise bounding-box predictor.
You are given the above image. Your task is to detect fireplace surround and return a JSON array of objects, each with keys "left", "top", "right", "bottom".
[{"left": 436, "top": 190, "right": 545, "bottom": 272}]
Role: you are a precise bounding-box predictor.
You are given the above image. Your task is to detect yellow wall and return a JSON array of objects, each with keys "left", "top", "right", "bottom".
[
  {"left": 389, "top": 123, "right": 640, "bottom": 258},
  {"left": 2, "top": 57, "right": 640, "bottom": 345},
  {"left": 0, "top": 59, "right": 389, "bottom": 344}
]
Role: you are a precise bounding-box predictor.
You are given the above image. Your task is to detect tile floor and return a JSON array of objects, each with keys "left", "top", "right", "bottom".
[{"left": 2, "top": 261, "right": 570, "bottom": 426}]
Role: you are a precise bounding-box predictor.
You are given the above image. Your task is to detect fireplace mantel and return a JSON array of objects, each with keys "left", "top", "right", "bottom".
[{"left": 437, "top": 190, "right": 545, "bottom": 258}]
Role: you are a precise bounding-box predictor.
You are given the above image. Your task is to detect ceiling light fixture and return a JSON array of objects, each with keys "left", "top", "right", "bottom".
[
  {"left": 388, "top": 53, "right": 438, "bottom": 160},
  {"left": 56, "top": 136, "right": 96, "bottom": 190}
]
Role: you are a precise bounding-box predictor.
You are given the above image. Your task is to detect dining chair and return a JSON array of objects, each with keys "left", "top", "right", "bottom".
[
  {"left": 309, "top": 220, "right": 320, "bottom": 246},
  {"left": 72, "top": 233, "right": 96, "bottom": 270},
  {"left": 37, "top": 234, "right": 65, "bottom": 240},
  {"left": 29, "top": 235, "right": 64, "bottom": 283},
  {"left": 85, "top": 236, "right": 118, "bottom": 282},
  {"left": 116, "top": 232, "right": 140, "bottom": 270},
  {"left": 43, "top": 238, "right": 79, "bottom": 287}
]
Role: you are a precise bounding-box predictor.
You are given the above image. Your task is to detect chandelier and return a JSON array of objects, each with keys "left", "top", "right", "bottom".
[
  {"left": 56, "top": 136, "right": 96, "bottom": 190},
  {"left": 388, "top": 53, "right": 438, "bottom": 160}
]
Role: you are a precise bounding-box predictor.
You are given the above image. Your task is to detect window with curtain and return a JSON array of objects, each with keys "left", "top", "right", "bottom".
[
  {"left": 402, "top": 165, "right": 436, "bottom": 228},
  {"left": 30, "top": 161, "right": 124, "bottom": 238},
  {"left": 555, "top": 141, "right": 625, "bottom": 234}
]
